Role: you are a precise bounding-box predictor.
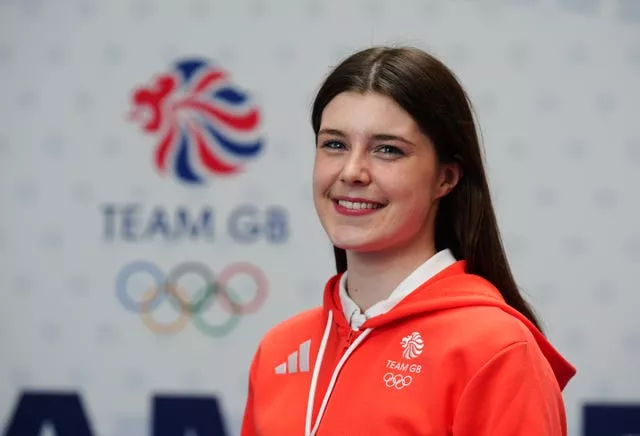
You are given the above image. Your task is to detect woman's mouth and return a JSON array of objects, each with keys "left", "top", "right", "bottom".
[
  {"left": 332, "top": 198, "right": 386, "bottom": 216},
  {"left": 336, "top": 199, "right": 383, "bottom": 210}
]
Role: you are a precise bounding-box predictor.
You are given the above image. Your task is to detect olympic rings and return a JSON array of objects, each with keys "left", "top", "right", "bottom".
[
  {"left": 140, "top": 284, "right": 190, "bottom": 334},
  {"left": 116, "top": 261, "right": 165, "bottom": 312},
  {"left": 383, "top": 372, "right": 413, "bottom": 390},
  {"left": 164, "top": 262, "right": 216, "bottom": 313},
  {"left": 217, "top": 262, "right": 268, "bottom": 314},
  {"left": 115, "top": 260, "right": 268, "bottom": 337}
]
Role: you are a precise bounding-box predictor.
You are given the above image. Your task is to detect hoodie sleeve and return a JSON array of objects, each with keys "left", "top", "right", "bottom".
[
  {"left": 240, "top": 346, "right": 261, "bottom": 436},
  {"left": 451, "top": 341, "right": 568, "bottom": 436}
]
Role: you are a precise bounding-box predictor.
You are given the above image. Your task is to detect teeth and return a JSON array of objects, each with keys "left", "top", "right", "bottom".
[{"left": 337, "top": 200, "right": 381, "bottom": 210}]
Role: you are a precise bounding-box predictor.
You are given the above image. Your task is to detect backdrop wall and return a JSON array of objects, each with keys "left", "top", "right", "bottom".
[{"left": 1, "top": 0, "right": 639, "bottom": 435}]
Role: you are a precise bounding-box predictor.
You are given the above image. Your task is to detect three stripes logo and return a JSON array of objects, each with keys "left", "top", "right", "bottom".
[{"left": 274, "top": 339, "right": 311, "bottom": 374}]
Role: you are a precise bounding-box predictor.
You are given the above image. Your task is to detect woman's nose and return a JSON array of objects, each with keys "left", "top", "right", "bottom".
[{"left": 339, "top": 152, "right": 371, "bottom": 185}]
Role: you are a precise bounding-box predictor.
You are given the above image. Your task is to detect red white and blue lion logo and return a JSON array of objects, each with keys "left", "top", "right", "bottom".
[{"left": 129, "top": 59, "right": 263, "bottom": 185}]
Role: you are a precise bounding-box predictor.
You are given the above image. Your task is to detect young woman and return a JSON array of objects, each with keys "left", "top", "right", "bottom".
[{"left": 241, "top": 46, "right": 576, "bottom": 436}]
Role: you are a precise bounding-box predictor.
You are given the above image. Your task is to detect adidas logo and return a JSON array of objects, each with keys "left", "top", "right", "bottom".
[{"left": 274, "top": 339, "right": 311, "bottom": 374}]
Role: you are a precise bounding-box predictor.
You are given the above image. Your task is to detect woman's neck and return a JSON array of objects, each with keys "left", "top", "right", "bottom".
[{"left": 345, "top": 237, "right": 437, "bottom": 313}]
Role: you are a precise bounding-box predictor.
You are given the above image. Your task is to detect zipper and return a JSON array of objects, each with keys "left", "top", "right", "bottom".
[
  {"left": 308, "top": 326, "right": 374, "bottom": 436},
  {"left": 342, "top": 328, "right": 360, "bottom": 354},
  {"left": 347, "top": 329, "right": 357, "bottom": 344}
]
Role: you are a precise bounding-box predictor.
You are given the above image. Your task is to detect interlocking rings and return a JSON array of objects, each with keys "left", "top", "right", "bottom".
[
  {"left": 115, "top": 260, "right": 268, "bottom": 337},
  {"left": 383, "top": 372, "right": 413, "bottom": 390}
]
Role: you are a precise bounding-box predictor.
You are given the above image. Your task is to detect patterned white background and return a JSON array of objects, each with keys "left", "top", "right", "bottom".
[{"left": 1, "top": 0, "right": 639, "bottom": 435}]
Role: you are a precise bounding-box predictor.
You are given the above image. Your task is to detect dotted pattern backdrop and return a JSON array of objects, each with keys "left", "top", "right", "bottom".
[{"left": 0, "top": 0, "right": 639, "bottom": 435}]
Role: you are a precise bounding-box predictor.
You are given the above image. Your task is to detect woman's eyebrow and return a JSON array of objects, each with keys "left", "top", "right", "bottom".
[
  {"left": 317, "top": 128, "right": 346, "bottom": 137},
  {"left": 318, "top": 129, "right": 415, "bottom": 146}
]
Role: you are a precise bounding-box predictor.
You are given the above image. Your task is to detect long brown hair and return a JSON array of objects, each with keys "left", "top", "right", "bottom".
[{"left": 311, "top": 46, "right": 542, "bottom": 331}]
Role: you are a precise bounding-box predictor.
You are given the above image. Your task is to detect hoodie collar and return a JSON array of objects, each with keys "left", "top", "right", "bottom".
[
  {"left": 338, "top": 249, "right": 457, "bottom": 330},
  {"left": 323, "top": 261, "right": 576, "bottom": 390}
]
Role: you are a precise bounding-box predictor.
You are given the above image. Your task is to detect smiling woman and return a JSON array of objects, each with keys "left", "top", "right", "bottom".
[
  {"left": 241, "top": 46, "right": 576, "bottom": 436},
  {"left": 313, "top": 91, "right": 456, "bottom": 268}
]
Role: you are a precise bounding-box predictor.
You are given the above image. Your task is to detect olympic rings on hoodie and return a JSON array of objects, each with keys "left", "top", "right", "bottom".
[
  {"left": 115, "top": 260, "right": 268, "bottom": 337},
  {"left": 383, "top": 372, "right": 413, "bottom": 389}
]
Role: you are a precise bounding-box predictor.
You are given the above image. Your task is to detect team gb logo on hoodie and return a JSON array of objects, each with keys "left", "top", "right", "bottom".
[{"left": 401, "top": 332, "right": 424, "bottom": 360}]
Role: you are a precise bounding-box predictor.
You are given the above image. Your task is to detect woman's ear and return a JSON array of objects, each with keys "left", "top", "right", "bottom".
[{"left": 436, "top": 161, "right": 462, "bottom": 199}]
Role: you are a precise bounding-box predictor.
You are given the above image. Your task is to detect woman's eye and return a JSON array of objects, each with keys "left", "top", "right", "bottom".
[
  {"left": 322, "top": 141, "right": 345, "bottom": 150},
  {"left": 377, "top": 145, "right": 404, "bottom": 156}
]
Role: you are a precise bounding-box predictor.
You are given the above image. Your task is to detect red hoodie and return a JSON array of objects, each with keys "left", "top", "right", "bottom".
[{"left": 241, "top": 261, "right": 576, "bottom": 435}]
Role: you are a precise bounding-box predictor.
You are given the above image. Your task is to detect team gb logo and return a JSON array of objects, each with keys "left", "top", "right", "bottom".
[{"left": 401, "top": 331, "right": 424, "bottom": 360}]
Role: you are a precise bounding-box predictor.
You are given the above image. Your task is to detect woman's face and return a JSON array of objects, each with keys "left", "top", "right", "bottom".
[{"left": 313, "top": 91, "right": 457, "bottom": 254}]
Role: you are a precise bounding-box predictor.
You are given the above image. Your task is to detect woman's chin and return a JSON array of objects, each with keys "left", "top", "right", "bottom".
[{"left": 329, "top": 236, "right": 385, "bottom": 253}]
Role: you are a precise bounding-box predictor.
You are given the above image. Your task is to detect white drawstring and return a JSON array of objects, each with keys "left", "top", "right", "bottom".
[
  {"left": 305, "top": 310, "right": 333, "bottom": 436},
  {"left": 304, "top": 309, "right": 373, "bottom": 436}
]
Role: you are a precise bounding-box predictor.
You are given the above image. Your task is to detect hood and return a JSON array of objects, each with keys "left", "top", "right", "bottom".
[{"left": 322, "top": 260, "right": 576, "bottom": 390}]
